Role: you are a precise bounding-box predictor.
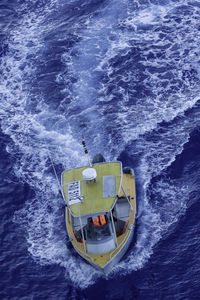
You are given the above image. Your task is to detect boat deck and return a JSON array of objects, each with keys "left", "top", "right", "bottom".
[
  {"left": 65, "top": 172, "right": 136, "bottom": 269},
  {"left": 62, "top": 162, "right": 122, "bottom": 216}
]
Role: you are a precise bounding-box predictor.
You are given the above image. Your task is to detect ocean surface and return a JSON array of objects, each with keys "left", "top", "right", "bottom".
[{"left": 0, "top": 0, "right": 200, "bottom": 299}]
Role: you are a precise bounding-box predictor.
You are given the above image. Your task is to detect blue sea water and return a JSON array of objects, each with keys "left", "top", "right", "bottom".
[{"left": 0, "top": 0, "right": 200, "bottom": 299}]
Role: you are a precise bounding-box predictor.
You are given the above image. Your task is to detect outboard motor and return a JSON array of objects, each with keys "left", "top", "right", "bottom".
[{"left": 92, "top": 153, "right": 106, "bottom": 164}]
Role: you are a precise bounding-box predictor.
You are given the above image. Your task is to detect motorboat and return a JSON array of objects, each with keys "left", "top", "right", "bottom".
[{"left": 61, "top": 142, "right": 136, "bottom": 273}]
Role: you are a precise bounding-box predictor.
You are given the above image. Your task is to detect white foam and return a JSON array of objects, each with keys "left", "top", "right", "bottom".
[
  {"left": 58, "top": 0, "right": 200, "bottom": 281},
  {"left": 1, "top": 1, "right": 99, "bottom": 289},
  {"left": 2, "top": 0, "right": 200, "bottom": 289}
]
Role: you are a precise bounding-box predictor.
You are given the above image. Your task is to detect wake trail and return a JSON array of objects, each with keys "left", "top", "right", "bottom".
[{"left": 1, "top": 0, "right": 200, "bottom": 288}]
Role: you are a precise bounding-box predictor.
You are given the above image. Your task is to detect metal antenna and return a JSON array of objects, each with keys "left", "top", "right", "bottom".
[
  {"left": 82, "top": 136, "right": 92, "bottom": 167},
  {"left": 47, "top": 146, "right": 66, "bottom": 203}
]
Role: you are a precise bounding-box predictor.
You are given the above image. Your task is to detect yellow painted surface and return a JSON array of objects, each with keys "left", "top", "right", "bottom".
[
  {"left": 65, "top": 172, "right": 136, "bottom": 269},
  {"left": 62, "top": 162, "right": 122, "bottom": 216}
]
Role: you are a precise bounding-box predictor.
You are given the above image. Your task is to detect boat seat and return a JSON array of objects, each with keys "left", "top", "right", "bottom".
[{"left": 113, "top": 199, "right": 130, "bottom": 222}]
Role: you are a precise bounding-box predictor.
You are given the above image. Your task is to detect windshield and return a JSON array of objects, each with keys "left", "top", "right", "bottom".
[{"left": 86, "top": 215, "right": 112, "bottom": 242}]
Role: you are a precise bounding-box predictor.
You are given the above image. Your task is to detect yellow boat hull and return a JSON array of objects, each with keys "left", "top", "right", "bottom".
[{"left": 65, "top": 172, "right": 136, "bottom": 273}]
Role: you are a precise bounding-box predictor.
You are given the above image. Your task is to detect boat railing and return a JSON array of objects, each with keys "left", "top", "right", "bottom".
[
  {"left": 109, "top": 228, "right": 131, "bottom": 259},
  {"left": 72, "top": 242, "right": 95, "bottom": 262},
  {"left": 121, "top": 185, "right": 133, "bottom": 211}
]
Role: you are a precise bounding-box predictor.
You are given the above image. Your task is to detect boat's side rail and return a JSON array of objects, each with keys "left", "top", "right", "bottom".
[
  {"left": 66, "top": 207, "right": 95, "bottom": 262},
  {"left": 72, "top": 241, "right": 95, "bottom": 262},
  {"left": 109, "top": 227, "right": 131, "bottom": 259},
  {"left": 121, "top": 185, "right": 133, "bottom": 211}
]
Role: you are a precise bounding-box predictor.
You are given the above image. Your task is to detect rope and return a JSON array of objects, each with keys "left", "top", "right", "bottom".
[{"left": 47, "top": 147, "right": 66, "bottom": 203}]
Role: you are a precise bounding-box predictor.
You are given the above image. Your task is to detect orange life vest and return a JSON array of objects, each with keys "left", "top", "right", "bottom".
[
  {"left": 92, "top": 216, "right": 100, "bottom": 226},
  {"left": 92, "top": 215, "right": 106, "bottom": 226},
  {"left": 99, "top": 215, "right": 106, "bottom": 226}
]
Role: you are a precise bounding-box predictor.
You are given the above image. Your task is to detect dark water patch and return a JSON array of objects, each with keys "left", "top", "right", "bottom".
[
  {"left": 81, "top": 274, "right": 140, "bottom": 300},
  {"left": 166, "top": 127, "right": 200, "bottom": 179},
  {"left": 134, "top": 198, "right": 200, "bottom": 300}
]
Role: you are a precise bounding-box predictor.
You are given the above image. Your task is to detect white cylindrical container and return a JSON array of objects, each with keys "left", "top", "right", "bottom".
[{"left": 82, "top": 168, "right": 97, "bottom": 181}]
